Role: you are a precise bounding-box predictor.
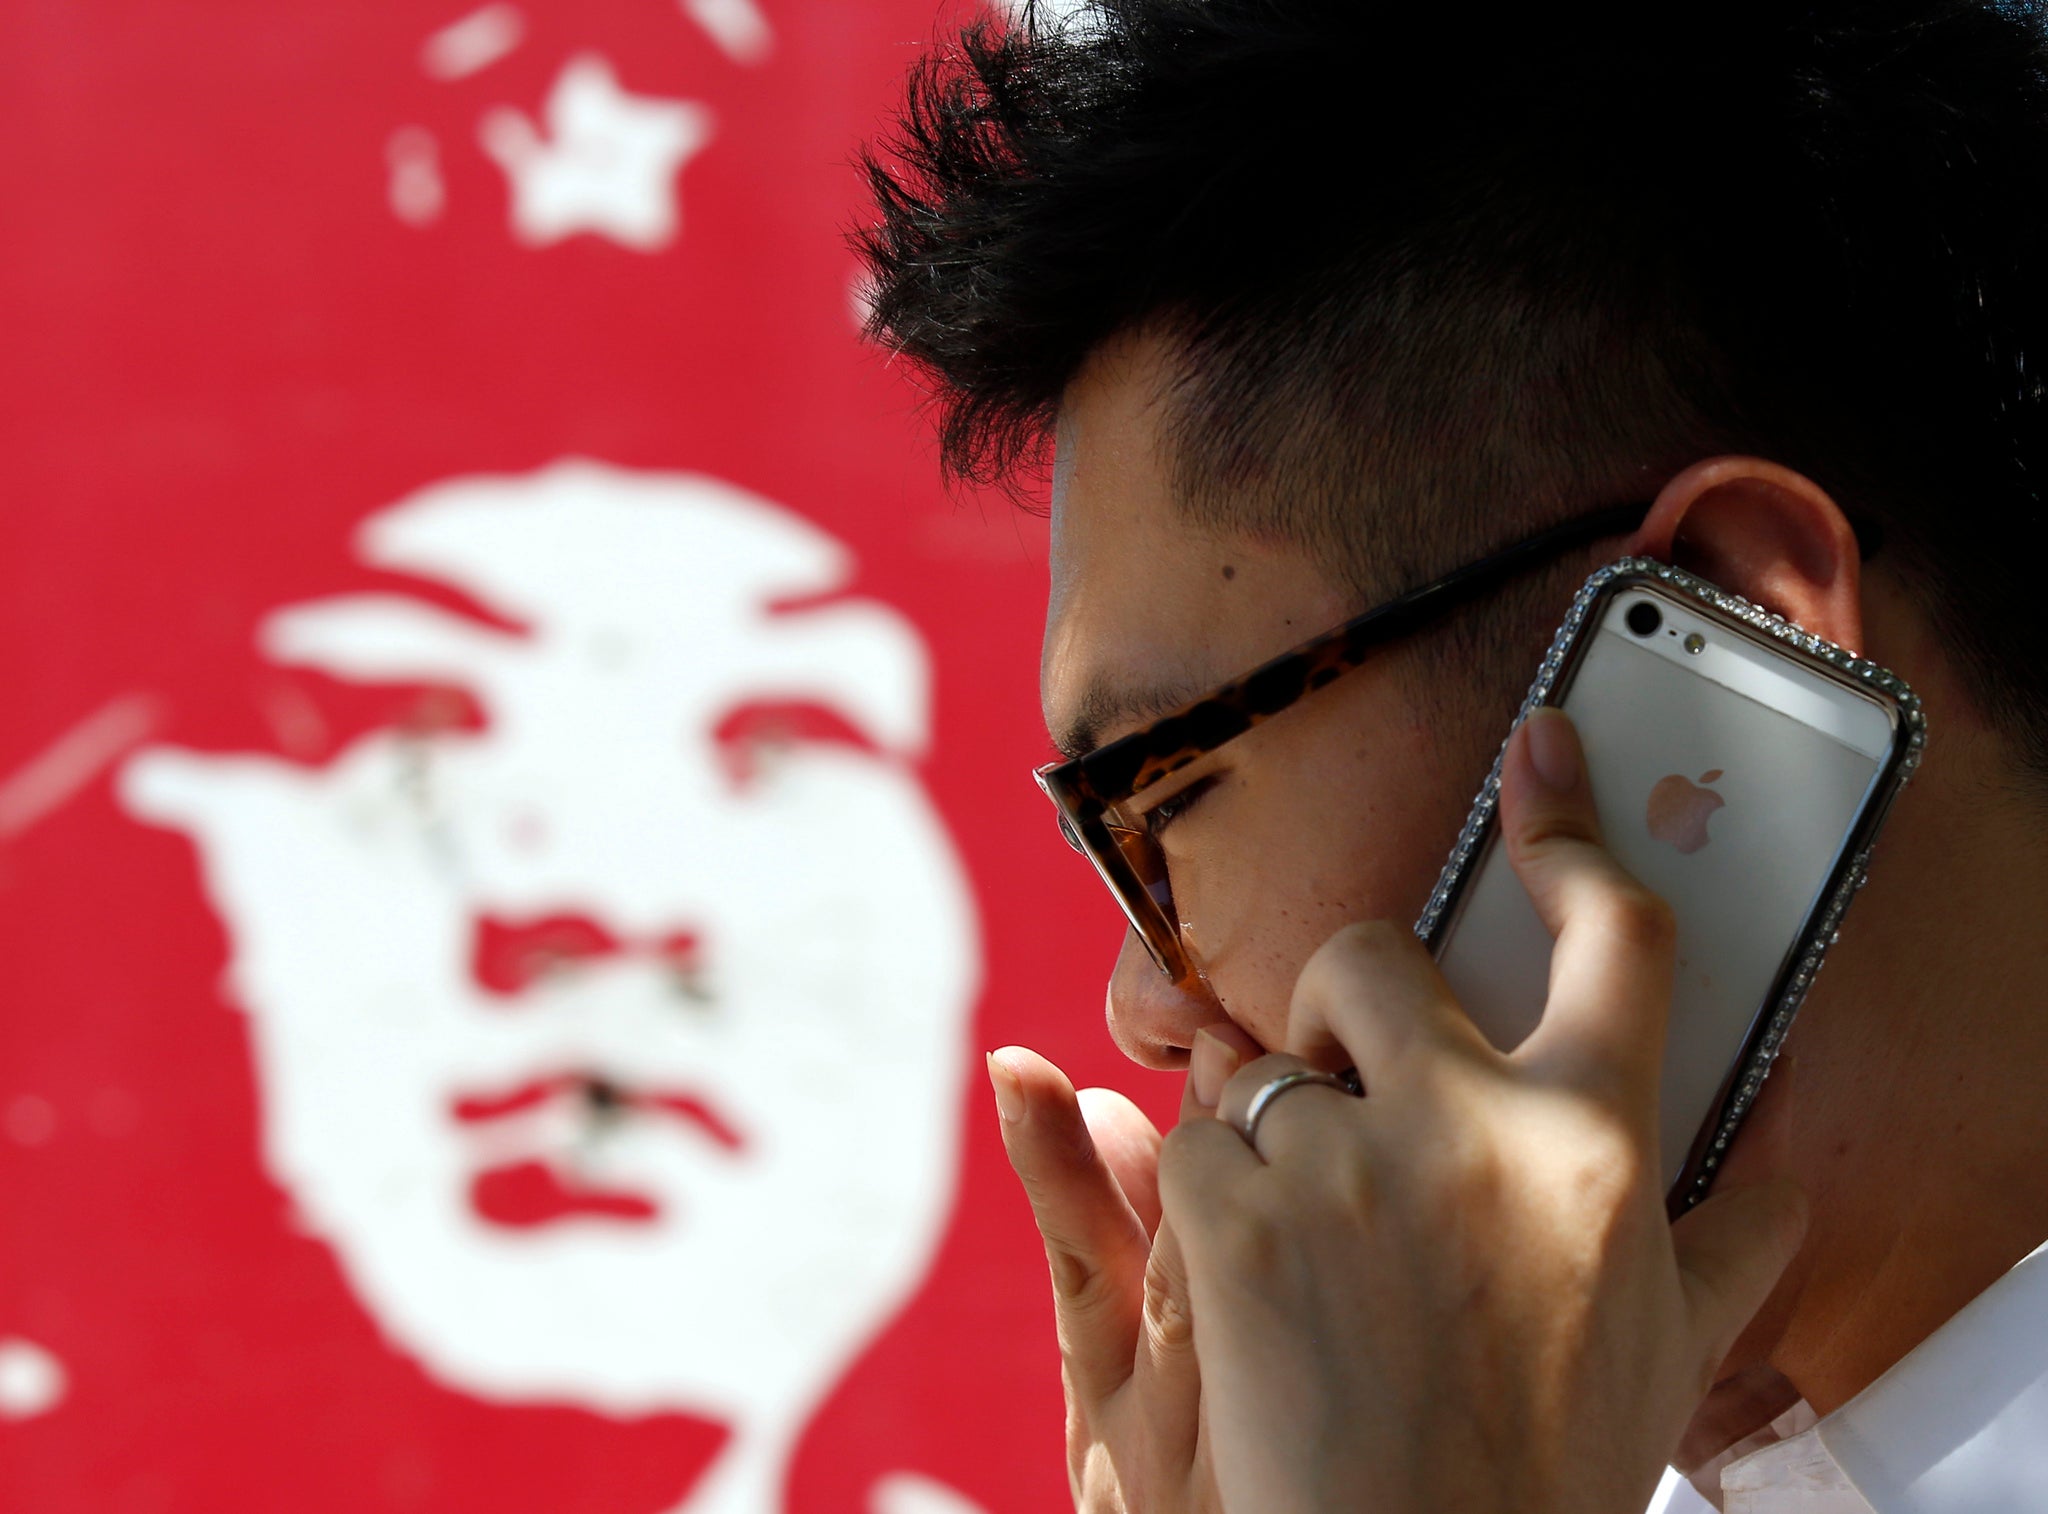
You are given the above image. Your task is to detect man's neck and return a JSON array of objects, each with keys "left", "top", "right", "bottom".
[{"left": 1762, "top": 639, "right": 2048, "bottom": 1417}]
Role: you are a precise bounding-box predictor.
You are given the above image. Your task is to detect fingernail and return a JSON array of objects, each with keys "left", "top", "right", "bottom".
[
  {"left": 986, "top": 1051, "right": 1026, "bottom": 1124},
  {"left": 1189, "top": 1028, "right": 1242, "bottom": 1109},
  {"left": 1525, "top": 708, "right": 1582, "bottom": 792}
]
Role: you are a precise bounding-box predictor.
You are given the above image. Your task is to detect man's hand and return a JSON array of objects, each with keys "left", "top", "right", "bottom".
[
  {"left": 984, "top": 1046, "right": 1224, "bottom": 1512},
  {"left": 1159, "top": 708, "right": 1809, "bottom": 1514}
]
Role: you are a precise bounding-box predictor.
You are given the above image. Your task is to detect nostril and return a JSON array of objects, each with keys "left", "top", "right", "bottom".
[
  {"left": 472, "top": 913, "right": 624, "bottom": 996},
  {"left": 1106, "top": 928, "right": 1239, "bottom": 1070}
]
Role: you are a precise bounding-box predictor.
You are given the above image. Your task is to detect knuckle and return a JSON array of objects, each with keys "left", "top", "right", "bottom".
[
  {"left": 1509, "top": 806, "right": 1599, "bottom": 855},
  {"left": 1596, "top": 885, "right": 1677, "bottom": 952},
  {"left": 1045, "top": 1241, "right": 1119, "bottom": 1316},
  {"left": 1222, "top": 1052, "right": 1309, "bottom": 1122},
  {"left": 1305, "top": 918, "right": 1406, "bottom": 984},
  {"left": 1412, "top": 1086, "right": 1511, "bottom": 1203},
  {"left": 1290, "top": 919, "right": 1424, "bottom": 1042},
  {"left": 1141, "top": 1252, "right": 1195, "bottom": 1354},
  {"left": 1566, "top": 1131, "right": 1644, "bottom": 1211},
  {"left": 1524, "top": 1103, "right": 1652, "bottom": 1227},
  {"left": 1293, "top": 923, "right": 1378, "bottom": 1005}
]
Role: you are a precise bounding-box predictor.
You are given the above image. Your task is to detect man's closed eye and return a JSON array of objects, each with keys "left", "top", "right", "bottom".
[{"left": 1145, "top": 774, "right": 1220, "bottom": 837}]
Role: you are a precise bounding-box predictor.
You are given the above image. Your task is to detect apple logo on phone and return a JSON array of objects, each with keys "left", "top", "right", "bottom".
[{"left": 1647, "top": 769, "right": 1725, "bottom": 854}]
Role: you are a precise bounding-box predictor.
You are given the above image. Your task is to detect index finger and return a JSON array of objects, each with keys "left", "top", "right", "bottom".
[
  {"left": 986, "top": 1047, "right": 1153, "bottom": 1408},
  {"left": 1501, "top": 709, "right": 1678, "bottom": 1105}
]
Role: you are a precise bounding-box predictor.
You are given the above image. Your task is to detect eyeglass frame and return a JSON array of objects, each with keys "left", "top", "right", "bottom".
[
  {"left": 1035, "top": 498, "right": 1888, "bottom": 981},
  {"left": 1032, "top": 500, "right": 1665, "bottom": 984}
]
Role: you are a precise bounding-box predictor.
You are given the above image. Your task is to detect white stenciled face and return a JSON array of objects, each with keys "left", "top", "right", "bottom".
[{"left": 121, "top": 460, "right": 979, "bottom": 1423}]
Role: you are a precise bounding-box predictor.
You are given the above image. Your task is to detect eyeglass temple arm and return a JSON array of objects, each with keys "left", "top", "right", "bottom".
[{"left": 1377, "top": 498, "right": 1881, "bottom": 632}]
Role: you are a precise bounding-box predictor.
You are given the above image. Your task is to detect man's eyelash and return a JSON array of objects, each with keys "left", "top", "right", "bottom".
[{"left": 1146, "top": 775, "right": 1218, "bottom": 837}]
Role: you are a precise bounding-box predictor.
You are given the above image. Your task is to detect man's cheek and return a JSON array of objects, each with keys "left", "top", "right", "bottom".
[{"left": 1173, "top": 852, "right": 1317, "bottom": 1027}]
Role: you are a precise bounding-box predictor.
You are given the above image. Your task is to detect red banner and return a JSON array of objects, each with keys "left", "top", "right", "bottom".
[{"left": 0, "top": 4, "right": 1166, "bottom": 1509}]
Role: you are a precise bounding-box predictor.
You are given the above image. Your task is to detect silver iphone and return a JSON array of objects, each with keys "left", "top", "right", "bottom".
[{"left": 1419, "top": 560, "right": 1925, "bottom": 1211}]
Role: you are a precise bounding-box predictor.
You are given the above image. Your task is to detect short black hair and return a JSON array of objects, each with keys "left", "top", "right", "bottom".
[{"left": 856, "top": 1, "right": 2048, "bottom": 773}]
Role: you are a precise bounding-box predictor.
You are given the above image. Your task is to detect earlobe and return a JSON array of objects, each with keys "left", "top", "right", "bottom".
[{"left": 1627, "top": 456, "right": 1866, "bottom": 653}]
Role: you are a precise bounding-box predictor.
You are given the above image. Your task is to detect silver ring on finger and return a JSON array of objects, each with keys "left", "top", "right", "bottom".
[{"left": 1233, "top": 1069, "right": 1358, "bottom": 1151}]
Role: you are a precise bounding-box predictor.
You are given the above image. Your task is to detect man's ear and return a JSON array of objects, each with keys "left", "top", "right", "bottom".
[{"left": 1628, "top": 456, "right": 1866, "bottom": 654}]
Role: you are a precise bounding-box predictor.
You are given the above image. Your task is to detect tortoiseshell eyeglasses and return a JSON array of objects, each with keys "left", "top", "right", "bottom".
[{"left": 1032, "top": 501, "right": 1652, "bottom": 983}]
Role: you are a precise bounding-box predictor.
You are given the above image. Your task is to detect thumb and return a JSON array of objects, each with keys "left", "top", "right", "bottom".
[
  {"left": 1499, "top": 707, "right": 1609, "bottom": 930},
  {"left": 1672, "top": 1178, "right": 1809, "bottom": 1390},
  {"left": 1504, "top": 707, "right": 1678, "bottom": 1105}
]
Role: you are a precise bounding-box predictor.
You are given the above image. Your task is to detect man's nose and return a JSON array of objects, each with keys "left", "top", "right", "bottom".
[{"left": 1104, "top": 927, "right": 1231, "bottom": 1070}]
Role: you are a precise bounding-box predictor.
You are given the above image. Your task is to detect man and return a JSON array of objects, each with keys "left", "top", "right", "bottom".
[
  {"left": 120, "top": 459, "right": 986, "bottom": 1514},
  {"left": 856, "top": 2, "right": 2048, "bottom": 1510}
]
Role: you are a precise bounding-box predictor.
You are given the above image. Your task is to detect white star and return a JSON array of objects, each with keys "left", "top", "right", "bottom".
[{"left": 478, "top": 53, "right": 713, "bottom": 252}]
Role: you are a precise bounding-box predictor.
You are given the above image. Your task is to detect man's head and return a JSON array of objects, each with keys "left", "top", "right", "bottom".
[
  {"left": 120, "top": 461, "right": 980, "bottom": 1423},
  {"left": 857, "top": 1, "right": 2048, "bottom": 1057}
]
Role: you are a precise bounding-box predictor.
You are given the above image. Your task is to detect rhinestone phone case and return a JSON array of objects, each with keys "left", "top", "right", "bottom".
[{"left": 1414, "top": 558, "right": 1927, "bottom": 1212}]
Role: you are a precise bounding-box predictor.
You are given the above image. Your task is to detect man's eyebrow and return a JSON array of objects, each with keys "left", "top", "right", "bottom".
[{"left": 1052, "top": 674, "right": 1207, "bottom": 762}]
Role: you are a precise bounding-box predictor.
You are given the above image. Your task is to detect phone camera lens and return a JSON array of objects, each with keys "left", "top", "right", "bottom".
[{"left": 1626, "top": 601, "right": 1663, "bottom": 637}]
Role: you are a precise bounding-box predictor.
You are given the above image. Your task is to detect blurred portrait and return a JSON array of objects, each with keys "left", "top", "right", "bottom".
[
  {"left": 119, "top": 460, "right": 980, "bottom": 1512},
  {"left": 1, "top": 2, "right": 1105, "bottom": 1510}
]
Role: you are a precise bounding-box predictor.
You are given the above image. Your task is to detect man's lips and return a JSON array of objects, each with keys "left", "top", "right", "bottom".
[{"left": 449, "top": 1072, "right": 747, "bottom": 1152}]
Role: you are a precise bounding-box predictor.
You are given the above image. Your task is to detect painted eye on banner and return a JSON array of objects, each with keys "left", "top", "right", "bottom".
[
  {"left": 254, "top": 675, "right": 490, "bottom": 764},
  {"left": 402, "top": 684, "right": 490, "bottom": 737},
  {"left": 711, "top": 698, "right": 883, "bottom": 790}
]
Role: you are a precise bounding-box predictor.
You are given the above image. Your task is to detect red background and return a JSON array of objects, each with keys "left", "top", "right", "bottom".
[{"left": 0, "top": 2, "right": 1168, "bottom": 1508}]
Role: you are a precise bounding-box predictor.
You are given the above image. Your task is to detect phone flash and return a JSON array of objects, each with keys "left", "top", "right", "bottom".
[{"left": 1684, "top": 633, "right": 1707, "bottom": 655}]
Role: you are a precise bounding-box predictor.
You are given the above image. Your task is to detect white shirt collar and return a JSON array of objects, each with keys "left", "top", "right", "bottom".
[{"left": 1710, "top": 1237, "right": 2048, "bottom": 1513}]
